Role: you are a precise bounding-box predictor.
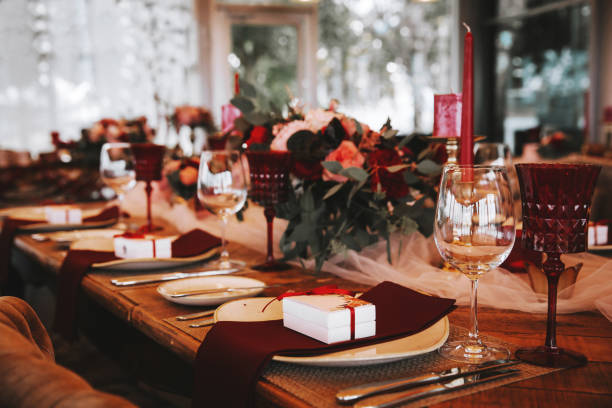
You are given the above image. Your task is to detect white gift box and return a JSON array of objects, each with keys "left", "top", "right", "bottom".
[
  {"left": 282, "top": 294, "right": 376, "bottom": 344},
  {"left": 44, "top": 206, "right": 82, "bottom": 225},
  {"left": 588, "top": 225, "right": 609, "bottom": 246},
  {"left": 113, "top": 235, "right": 173, "bottom": 259}
]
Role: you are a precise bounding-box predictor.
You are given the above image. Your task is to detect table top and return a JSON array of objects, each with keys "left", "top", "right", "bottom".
[{"left": 12, "top": 230, "right": 612, "bottom": 407}]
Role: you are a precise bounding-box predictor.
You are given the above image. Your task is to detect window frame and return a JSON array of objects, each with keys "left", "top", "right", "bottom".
[{"left": 194, "top": 1, "right": 317, "bottom": 116}]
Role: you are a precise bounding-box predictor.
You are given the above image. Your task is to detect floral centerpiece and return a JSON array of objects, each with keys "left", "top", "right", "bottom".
[
  {"left": 73, "top": 116, "right": 154, "bottom": 166},
  {"left": 170, "top": 105, "right": 217, "bottom": 134},
  {"left": 231, "top": 88, "right": 442, "bottom": 271}
]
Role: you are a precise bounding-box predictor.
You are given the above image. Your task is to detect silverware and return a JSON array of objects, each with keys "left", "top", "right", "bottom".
[
  {"left": 110, "top": 268, "right": 241, "bottom": 286},
  {"left": 354, "top": 368, "right": 519, "bottom": 408},
  {"left": 176, "top": 309, "right": 216, "bottom": 321},
  {"left": 168, "top": 283, "right": 284, "bottom": 298},
  {"left": 189, "top": 318, "right": 215, "bottom": 328},
  {"left": 167, "top": 277, "right": 334, "bottom": 298},
  {"left": 336, "top": 359, "right": 518, "bottom": 404}
]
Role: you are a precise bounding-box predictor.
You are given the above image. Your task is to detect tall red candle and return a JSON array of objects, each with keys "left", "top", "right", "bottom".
[
  {"left": 460, "top": 23, "right": 474, "bottom": 166},
  {"left": 433, "top": 94, "right": 462, "bottom": 138},
  {"left": 234, "top": 72, "right": 240, "bottom": 95}
]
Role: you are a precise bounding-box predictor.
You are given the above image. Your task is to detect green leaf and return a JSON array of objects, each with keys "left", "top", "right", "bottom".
[
  {"left": 238, "top": 79, "right": 257, "bottom": 98},
  {"left": 301, "top": 187, "right": 315, "bottom": 212},
  {"left": 244, "top": 111, "right": 269, "bottom": 126},
  {"left": 323, "top": 183, "right": 344, "bottom": 200},
  {"left": 386, "top": 164, "right": 409, "bottom": 173},
  {"left": 403, "top": 170, "right": 420, "bottom": 185},
  {"left": 340, "top": 166, "right": 368, "bottom": 182},
  {"left": 322, "top": 161, "right": 343, "bottom": 174},
  {"left": 382, "top": 128, "right": 398, "bottom": 139},
  {"left": 397, "top": 134, "right": 415, "bottom": 148},
  {"left": 348, "top": 177, "right": 368, "bottom": 205},
  {"left": 231, "top": 96, "right": 255, "bottom": 114},
  {"left": 417, "top": 159, "right": 442, "bottom": 176}
]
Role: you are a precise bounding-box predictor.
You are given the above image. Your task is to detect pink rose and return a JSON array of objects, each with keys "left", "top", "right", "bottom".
[
  {"left": 270, "top": 120, "right": 310, "bottom": 151},
  {"left": 322, "top": 140, "right": 365, "bottom": 182},
  {"left": 179, "top": 166, "right": 198, "bottom": 186},
  {"left": 305, "top": 108, "right": 342, "bottom": 132}
]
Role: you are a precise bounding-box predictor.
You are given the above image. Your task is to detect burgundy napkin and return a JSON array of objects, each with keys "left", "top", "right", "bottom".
[
  {"left": 0, "top": 206, "right": 119, "bottom": 288},
  {"left": 192, "top": 281, "right": 456, "bottom": 408},
  {"left": 54, "top": 228, "right": 221, "bottom": 340}
]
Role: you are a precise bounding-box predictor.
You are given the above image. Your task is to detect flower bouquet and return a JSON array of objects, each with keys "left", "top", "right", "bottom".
[
  {"left": 170, "top": 105, "right": 217, "bottom": 134},
  {"left": 231, "top": 89, "right": 442, "bottom": 272}
]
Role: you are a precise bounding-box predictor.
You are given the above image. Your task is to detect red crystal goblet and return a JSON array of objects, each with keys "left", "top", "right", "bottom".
[
  {"left": 246, "top": 151, "right": 292, "bottom": 271},
  {"left": 131, "top": 143, "right": 166, "bottom": 233},
  {"left": 515, "top": 163, "right": 601, "bottom": 368}
]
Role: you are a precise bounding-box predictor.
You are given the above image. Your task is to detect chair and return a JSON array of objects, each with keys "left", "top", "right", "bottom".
[{"left": 0, "top": 296, "right": 136, "bottom": 408}]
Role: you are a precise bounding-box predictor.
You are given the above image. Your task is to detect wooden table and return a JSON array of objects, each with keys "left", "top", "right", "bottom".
[{"left": 12, "top": 233, "right": 612, "bottom": 407}]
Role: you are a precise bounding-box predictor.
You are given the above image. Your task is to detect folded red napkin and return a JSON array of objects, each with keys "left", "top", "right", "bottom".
[
  {"left": 54, "top": 229, "right": 221, "bottom": 340},
  {"left": 0, "top": 206, "right": 119, "bottom": 290},
  {"left": 192, "top": 281, "right": 456, "bottom": 408}
]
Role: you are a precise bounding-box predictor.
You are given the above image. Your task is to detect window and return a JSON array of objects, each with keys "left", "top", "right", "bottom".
[
  {"left": 207, "top": 0, "right": 455, "bottom": 134},
  {"left": 492, "top": 0, "right": 591, "bottom": 153}
]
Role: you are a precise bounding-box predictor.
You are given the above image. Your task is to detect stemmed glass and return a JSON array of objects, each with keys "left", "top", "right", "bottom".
[
  {"left": 246, "top": 151, "right": 292, "bottom": 271},
  {"left": 198, "top": 150, "right": 248, "bottom": 269},
  {"left": 515, "top": 163, "right": 600, "bottom": 368},
  {"left": 434, "top": 165, "right": 516, "bottom": 364},
  {"left": 99, "top": 143, "right": 136, "bottom": 229},
  {"left": 131, "top": 143, "right": 166, "bottom": 233}
]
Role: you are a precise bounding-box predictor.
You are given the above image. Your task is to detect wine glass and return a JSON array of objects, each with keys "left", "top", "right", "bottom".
[
  {"left": 246, "top": 151, "right": 292, "bottom": 271},
  {"left": 99, "top": 143, "right": 136, "bottom": 229},
  {"left": 131, "top": 143, "right": 166, "bottom": 233},
  {"left": 434, "top": 165, "right": 516, "bottom": 364},
  {"left": 515, "top": 163, "right": 600, "bottom": 368},
  {"left": 198, "top": 150, "right": 248, "bottom": 269}
]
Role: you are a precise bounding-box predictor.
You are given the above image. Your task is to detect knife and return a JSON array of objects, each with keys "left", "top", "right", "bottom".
[
  {"left": 354, "top": 368, "right": 520, "bottom": 408},
  {"left": 110, "top": 268, "right": 241, "bottom": 286},
  {"left": 167, "top": 283, "right": 285, "bottom": 298},
  {"left": 336, "top": 359, "right": 518, "bottom": 404}
]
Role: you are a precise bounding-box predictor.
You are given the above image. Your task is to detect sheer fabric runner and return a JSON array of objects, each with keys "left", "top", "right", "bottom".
[{"left": 124, "top": 188, "right": 612, "bottom": 321}]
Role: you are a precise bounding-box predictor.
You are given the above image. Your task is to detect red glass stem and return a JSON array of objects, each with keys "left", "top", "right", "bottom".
[
  {"left": 543, "top": 252, "right": 563, "bottom": 351},
  {"left": 264, "top": 206, "right": 276, "bottom": 263},
  {"left": 145, "top": 181, "right": 153, "bottom": 232}
]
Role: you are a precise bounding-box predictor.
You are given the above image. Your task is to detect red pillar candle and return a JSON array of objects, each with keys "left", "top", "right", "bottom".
[
  {"left": 459, "top": 23, "right": 474, "bottom": 167},
  {"left": 433, "top": 94, "right": 462, "bottom": 138}
]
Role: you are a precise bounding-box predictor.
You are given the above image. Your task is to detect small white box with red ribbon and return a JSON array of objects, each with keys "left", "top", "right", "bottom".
[
  {"left": 113, "top": 233, "right": 173, "bottom": 259},
  {"left": 282, "top": 292, "right": 376, "bottom": 344},
  {"left": 44, "top": 205, "right": 82, "bottom": 225}
]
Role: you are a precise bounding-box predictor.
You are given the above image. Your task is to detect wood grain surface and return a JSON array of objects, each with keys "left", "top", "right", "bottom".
[{"left": 12, "top": 228, "right": 612, "bottom": 407}]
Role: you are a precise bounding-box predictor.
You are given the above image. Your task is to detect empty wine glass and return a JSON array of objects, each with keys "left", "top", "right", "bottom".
[
  {"left": 100, "top": 143, "right": 136, "bottom": 229},
  {"left": 197, "top": 150, "right": 248, "bottom": 269},
  {"left": 434, "top": 165, "right": 516, "bottom": 364}
]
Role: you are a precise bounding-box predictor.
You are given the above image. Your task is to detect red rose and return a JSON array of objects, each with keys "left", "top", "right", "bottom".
[
  {"left": 368, "top": 149, "right": 409, "bottom": 199},
  {"left": 245, "top": 126, "right": 269, "bottom": 148},
  {"left": 293, "top": 159, "right": 323, "bottom": 180}
]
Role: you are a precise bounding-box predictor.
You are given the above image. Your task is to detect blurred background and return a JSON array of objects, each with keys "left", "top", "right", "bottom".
[{"left": 0, "top": 0, "right": 611, "bottom": 157}]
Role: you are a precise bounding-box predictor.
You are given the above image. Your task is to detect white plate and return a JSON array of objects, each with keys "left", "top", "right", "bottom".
[
  {"left": 214, "top": 297, "right": 450, "bottom": 367},
  {"left": 70, "top": 237, "right": 219, "bottom": 271},
  {"left": 589, "top": 244, "right": 612, "bottom": 252},
  {"left": 42, "top": 229, "right": 124, "bottom": 244},
  {"left": 1, "top": 206, "right": 100, "bottom": 222},
  {"left": 157, "top": 276, "right": 266, "bottom": 306}
]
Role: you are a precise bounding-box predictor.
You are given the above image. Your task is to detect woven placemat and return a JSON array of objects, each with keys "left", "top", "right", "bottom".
[{"left": 260, "top": 326, "right": 561, "bottom": 407}]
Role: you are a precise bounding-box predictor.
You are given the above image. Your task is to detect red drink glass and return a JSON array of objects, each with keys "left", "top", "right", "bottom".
[
  {"left": 246, "top": 151, "right": 292, "bottom": 271},
  {"left": 515, "top": 163, "right": 601, "bottom": 368},
  {"left": 131, "top": 143, "right": 166, "bottom": 233}
]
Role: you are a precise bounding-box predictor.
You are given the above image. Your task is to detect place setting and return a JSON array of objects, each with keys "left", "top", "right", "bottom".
[{"left": 2, "top": 3, "right": 612, "bottom": 408}]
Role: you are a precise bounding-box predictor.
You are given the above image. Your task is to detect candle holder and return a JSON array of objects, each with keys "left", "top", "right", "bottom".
[
  {"left": 515, "top": 163, "right": 600, "bottom": 368},
  {"left": 246, "top": 151, "right": 292, "bottom": 271},
  {"left": 426, "top": 136, "right": 486, "bottom": 167},
  {"left": 131, "top": 143, "right": 166, "bottom": 233}
]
